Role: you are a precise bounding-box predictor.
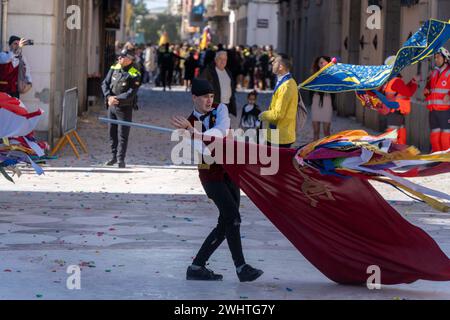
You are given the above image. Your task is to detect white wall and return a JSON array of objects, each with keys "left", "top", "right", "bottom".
[
  {"left": 246, "top": 1, "right": 278, "bottom": 48},
  {"left": 6, "top": 0, "right": 56, "bottom": 131}
]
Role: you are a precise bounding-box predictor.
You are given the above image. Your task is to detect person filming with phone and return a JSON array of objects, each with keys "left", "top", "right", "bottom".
[{"left": 0, "top": 35, "right": 33, "bottom": 99}]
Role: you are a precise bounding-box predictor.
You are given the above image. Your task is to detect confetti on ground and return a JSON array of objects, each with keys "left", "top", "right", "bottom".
[
  {"left": 54, "top": 259, "right": 66, "bottom": 267},
  {"left": 79, "top": 261, "right": 96, "bottom": 268}
]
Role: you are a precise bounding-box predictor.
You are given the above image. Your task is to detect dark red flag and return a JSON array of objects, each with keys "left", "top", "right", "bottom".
[{"left": 222, "top": 143, "right": 450, "bottom": 285}]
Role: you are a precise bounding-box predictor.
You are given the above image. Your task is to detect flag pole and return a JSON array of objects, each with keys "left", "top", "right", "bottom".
[{"left": 98, "top": 117, "right": 175, "bottom": 134}]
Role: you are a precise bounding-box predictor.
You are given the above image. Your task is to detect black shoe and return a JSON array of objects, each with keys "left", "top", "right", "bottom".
[
  {"left": 118, "top": 162, "right": 126, "bottom": 169},
  {"left": 105, "top": 158, "right": 117, "bottom": 166},
  {"left": 237, "top": 264, "right": 263, "bottom": 282},
  {"left": 186, "top": 266, "right": 223, "bottom": 281}
]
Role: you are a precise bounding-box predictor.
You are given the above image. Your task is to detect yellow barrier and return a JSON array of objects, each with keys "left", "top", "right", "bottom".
[{"left": 50, "top": 130, "right": 88, "bottom": 159}]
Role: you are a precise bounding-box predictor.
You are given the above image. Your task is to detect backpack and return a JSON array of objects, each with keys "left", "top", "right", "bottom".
[{"left": 296, "top": 90, "right": 308, "bottom": 136}]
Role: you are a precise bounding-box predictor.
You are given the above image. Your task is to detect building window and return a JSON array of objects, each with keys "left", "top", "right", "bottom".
[{"left": 257, "top": 19, "right": 269, "bottom": 29}]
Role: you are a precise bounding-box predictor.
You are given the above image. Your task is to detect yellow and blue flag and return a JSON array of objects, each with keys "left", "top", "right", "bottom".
[{"left": 300, "top": 19, "right": 450, "bottom": 93}]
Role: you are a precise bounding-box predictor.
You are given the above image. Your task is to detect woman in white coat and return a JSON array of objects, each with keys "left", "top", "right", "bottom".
[{"left": 310, "top": 56, "right": 335, "bottom": 141}]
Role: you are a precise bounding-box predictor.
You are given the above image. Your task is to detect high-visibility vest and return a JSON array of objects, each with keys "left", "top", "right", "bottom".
[
  {"left": 425, "top": 65, "right": 450, "bottom": 111},
  {"left": 0, "top": 60, "right": 19, "bottom": 94},
  {"left": 384, "top": 77, "right": 411, "bottom": 115}
]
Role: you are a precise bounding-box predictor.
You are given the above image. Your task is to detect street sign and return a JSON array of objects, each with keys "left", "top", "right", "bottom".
[{"left": 257, "top": 19, "right": 269, "bottom": 29}]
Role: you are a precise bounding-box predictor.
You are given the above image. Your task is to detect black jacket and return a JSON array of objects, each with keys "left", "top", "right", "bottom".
[
  {"left": 200, "top": 65, "right": 237, "bottom": 116},
  {"left": 101, "top": 63, "right": 141, "bottom": 108},
  {"left": 240, "top": 104, "right": 262, "bottom": 130}
]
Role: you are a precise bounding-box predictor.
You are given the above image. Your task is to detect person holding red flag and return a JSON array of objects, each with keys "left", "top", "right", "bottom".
[
  {"left": 171, "top": 78, "right": 263, "bottom": 283},
  {"left": 424, "top": 47, "right": 450, "bottom": 152}
]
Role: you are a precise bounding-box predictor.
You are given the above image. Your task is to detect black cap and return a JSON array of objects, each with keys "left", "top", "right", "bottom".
[
  {"left": 191, "top": 78, "right": 214, "bottom": 96},
  {"left": 9, "top": 35, "right": 21, "bottom": 46},
  {"left": 119, "top": 48, "right": 135, "bottom": 60}
]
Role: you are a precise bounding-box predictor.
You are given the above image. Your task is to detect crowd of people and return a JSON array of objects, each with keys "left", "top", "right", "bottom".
[{"left": 115, "top": 41, "right": 278, "bottom": 92}]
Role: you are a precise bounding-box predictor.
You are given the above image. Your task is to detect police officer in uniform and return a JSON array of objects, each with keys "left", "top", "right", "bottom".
[{"left": 102, "top": 48, "right": 141, "bottom": 168}]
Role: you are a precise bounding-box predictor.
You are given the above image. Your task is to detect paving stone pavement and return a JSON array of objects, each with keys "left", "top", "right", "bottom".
[{"left": 0, "top": 86, "right": 449, "bottom": 300}]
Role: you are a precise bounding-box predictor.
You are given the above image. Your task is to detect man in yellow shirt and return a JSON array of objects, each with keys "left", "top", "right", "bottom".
[{"left": 259, "top": 54, "right": 298, "bottom": 148}]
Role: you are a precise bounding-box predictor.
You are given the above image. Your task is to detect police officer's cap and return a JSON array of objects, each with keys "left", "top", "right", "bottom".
[
  {"left": 119, "top": 48, "right": 136, "bottom": 60},
  {"left": 191, "top": 78, "right": 214, "bottom": 96}
]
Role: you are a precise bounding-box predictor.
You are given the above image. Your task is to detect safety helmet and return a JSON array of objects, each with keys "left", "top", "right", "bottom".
[
  {"left": 436, "top": 47, "right": 450, "bottom": 61},
  {"left": 384, "top": 55, "right": 396, "bottom": 66}
]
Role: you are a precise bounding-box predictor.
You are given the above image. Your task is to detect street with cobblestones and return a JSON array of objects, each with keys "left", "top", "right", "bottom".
[{"left": 1, "top": 86, "right": 450, "bottom": 300}]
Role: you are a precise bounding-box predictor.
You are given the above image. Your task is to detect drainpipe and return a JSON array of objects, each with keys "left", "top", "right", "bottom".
[{"left": 0, "top": 0, "right": 8, "bottom": 51}]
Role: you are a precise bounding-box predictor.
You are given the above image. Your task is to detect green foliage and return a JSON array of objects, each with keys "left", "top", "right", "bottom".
[
  {"left": 129, "top": 1, "right": 180, "bottom": 45},
  {"left": 141, "top": 14, "right": 181, "bottom": 45},
  {"left": 132, "top": 0, "right": 149, "bottom": 16},
  {"left": 130, "top": 0, "right": 149, "bottom": 38}
]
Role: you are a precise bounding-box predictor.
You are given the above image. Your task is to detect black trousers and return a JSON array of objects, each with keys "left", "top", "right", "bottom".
[
  {"left": 248, "top": 69, "right": 255, "bottom": 89},
  {"left": 160, "top": 67, "right": 173, "bottom": 90},
  {"left": 108, "top": 105, "right": 133, "bottom": 161},
  {"left": 193, "top": 175, "right": 246, "bottom": 268},
  {"left": 429, "top": 109, "right": 450, "bottom": 130}
]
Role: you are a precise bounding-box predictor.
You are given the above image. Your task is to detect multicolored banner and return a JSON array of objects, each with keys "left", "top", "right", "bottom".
[{"left": 300, "top": 19, "right": 450, "bottom": 93}]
